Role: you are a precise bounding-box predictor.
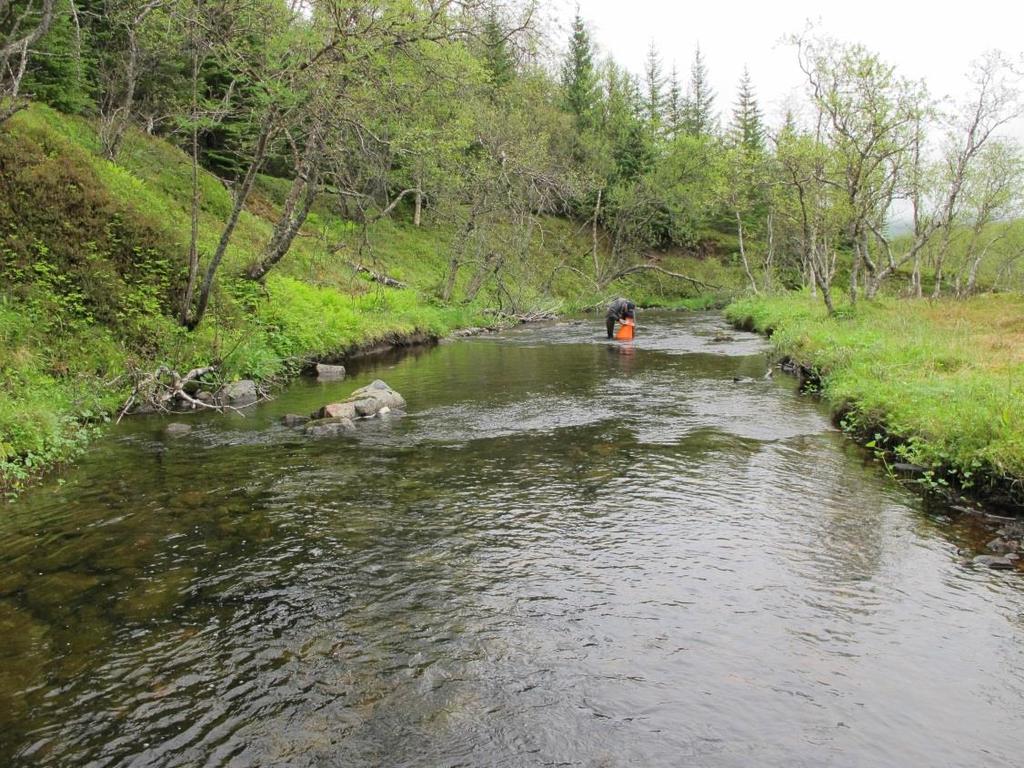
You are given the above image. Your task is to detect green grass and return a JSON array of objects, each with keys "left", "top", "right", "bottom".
[
  {"left": 0, "top": 104, "right": 748, "bottom": 495},
  {"left": 726, "top": 292, "right": 1024, "bottom": 499}
]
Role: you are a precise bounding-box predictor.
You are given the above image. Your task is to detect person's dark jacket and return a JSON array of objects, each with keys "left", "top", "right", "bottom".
[{"left": 606, "top": 298, "right": 636, "bottom": 320}]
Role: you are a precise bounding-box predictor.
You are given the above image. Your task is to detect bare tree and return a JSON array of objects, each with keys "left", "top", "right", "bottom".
[{"left": 0, "top": 0, "right": 56, "bottom": 122}]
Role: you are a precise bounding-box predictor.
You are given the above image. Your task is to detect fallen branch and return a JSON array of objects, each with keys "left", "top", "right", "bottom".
[
  {"left": 605, "top": 263, "right": 722, "bottom": 292},
  {"left": 116, "top": 364, "right": 262, "bottom": 422},
  {"left": 346, "top": 261, "right": 407, "bottom": 289}
]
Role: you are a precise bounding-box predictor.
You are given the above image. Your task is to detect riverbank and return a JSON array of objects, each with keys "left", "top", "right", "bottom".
[
  {"left": 726, "top": 293, "right": 1024, "bottom": 510},
  {"left": 1, "top": 105, "right": 744, "bottom": 496}
]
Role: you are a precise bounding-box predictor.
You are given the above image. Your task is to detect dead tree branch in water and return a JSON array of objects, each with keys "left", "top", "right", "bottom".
[{"left": 117, "top": 365, "right": 264, "bottom": 422}]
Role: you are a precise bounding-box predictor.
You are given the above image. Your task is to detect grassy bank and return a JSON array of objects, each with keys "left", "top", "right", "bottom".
[
  {"left": 1, "top": 105, "right": 745, "bottom": 495},
  {"left": 726, "top": 293, "right": 1024, "bottom": 506}
]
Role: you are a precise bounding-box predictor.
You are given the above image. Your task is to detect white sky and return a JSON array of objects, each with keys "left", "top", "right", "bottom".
[{"left": 557, "top": 0, "right": 1024, "bottom": 134}]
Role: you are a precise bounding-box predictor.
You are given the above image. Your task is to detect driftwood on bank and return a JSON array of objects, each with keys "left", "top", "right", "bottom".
[
  {"left": 482, "top": 307, "right": 559, "bottom": 324},
  {"left": 604, "top": 263, "right": 723, "bottom": 292},
  {"left": 345, "top": 261, "right": 407, "bottom": 289},
  {"left": 117, "top": 365, "right": 264, "bottom": 422}
]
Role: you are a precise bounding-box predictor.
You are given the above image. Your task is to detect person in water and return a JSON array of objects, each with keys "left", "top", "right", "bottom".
[{"left": 605, "top": 297, "right": 636, "bottom": 338}]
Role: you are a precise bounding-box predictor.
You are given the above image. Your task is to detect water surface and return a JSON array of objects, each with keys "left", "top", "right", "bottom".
[{"left": 2, "top": 312, "right": 1022, "bottom": 767}]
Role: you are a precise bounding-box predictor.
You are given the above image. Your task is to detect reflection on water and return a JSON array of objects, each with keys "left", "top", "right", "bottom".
[{"left": 2, "top": 313, "right": 1023, "bottom": 767}]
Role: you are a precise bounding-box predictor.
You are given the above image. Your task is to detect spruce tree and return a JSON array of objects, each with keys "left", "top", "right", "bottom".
[
  {"left": 643, "top": 42, "right": 664, "bottom": 128},
  {"left": 682, "top": 44, "right": 717, "bottom": 137},
  {"left": 481, "top": 11, "right": 515, "bottom": 92},
  {"left": 561, "top": 11, "right": 598, "bottom": 129},
  {"left": 665, "top": 64, "right": 682, "bottom": 136},
  {"left": 729, "top": 66, "right": 764, "bottom": 151}
]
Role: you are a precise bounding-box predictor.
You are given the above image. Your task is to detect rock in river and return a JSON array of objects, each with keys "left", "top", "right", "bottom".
[
  {"left": 164, "top": 423, "right": 193, "bottom": 436},
  {"left": 315, "top": 363, "right": 346, "bottom": 380},
  {"left": 304, "top": 417, "right": 356, "bottom": 437},
  {"left": 217, "top": 379, "right": 258, "bottom": 406},
  {"left": 313, "top": 380, "right": 405, "bottom": 424},
  {"left": 316, "top": 402, "right": 358, "bottom": 420},
  {"left": 281, "top": 414, "right": 310, "bottom": 427}
]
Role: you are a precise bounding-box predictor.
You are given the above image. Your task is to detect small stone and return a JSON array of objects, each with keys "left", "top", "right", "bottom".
[
  {"left": 315, "top": 363, "right": 346, "bottom": 380},
  {"left": 196, "top": 391, "right": 214, "bottom": 404},
  {"left": 987, "top": 538, "right": 1011, "bottom": 554},
  {"left": 164, "top": 423, "right": 192, "bottom": 436},
  {"left": 281, "top": 414, "right": 309, "bottom": 427}
]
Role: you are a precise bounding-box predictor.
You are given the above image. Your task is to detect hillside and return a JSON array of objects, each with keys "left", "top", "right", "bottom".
[{"left": 0, "top": 105, "right": 743, "bottom": 494}]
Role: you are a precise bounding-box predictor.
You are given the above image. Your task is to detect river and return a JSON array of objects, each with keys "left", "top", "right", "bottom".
[{"left": 1, "top": 312, "right": 1022, "bottom": 767}]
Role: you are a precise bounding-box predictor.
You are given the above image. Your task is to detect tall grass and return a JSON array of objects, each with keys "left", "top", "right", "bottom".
[{"left": 726, "top": 292, "right": 1024, "bottom": 494}]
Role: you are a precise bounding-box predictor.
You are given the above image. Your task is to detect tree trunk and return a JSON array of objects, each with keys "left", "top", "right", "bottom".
[
  {"left": 246, "top": 131, "right": 322, "bottom": 281},
  {"left": 0, "top": 0, "right": 56, "bottom": 124},
  {"left": 186, "top": 117, "right": 274, "bottom": 329},
  {"left": 736, "top": 209, "right": 758, "bottom": 294},
  {"left": 179, "top": 40, "right": 202, "bottom": 326}
]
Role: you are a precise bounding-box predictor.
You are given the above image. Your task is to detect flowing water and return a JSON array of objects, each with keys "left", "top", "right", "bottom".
[{"left": 1, "top": 312, "right": 1023, "bottom": 767}]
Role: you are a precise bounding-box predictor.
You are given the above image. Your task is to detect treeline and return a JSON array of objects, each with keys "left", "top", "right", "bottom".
[{"left": 3, "top": 1, "right": 1023, "bottom": 322}]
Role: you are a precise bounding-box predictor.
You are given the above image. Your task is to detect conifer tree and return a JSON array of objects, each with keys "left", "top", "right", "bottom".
[
  {"left": 561, "top": 11, "right": 598, "bottom": 128},
  {"left": 481, "top": 10, "right": 515, "bottom": 92},
  {"left": 643, "top": 41, "right": 664, "bottom": 127},
  {"left": 729, "top": 66, "right": 764, "bottom": 151},
  {"left": 683, "top": 44, "right": 717, "bottom": 137},
  {"left": 665, "top": 64, "right": 683, "bottom": 136}
]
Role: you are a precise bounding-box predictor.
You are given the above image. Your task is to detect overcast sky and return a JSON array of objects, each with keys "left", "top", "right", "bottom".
[{"left": 557, "top": 0, "right": 1024, "bottom": 133}]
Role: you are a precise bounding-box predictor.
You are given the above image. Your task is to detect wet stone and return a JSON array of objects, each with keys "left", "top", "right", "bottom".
[
  {"left": 282, "top": 413, "right": 310, "bottom": 427},
  {"left": 165, "top": 423, "right": 193, "bottom": 436},
  {"left": 315, "top": 363, "right": 346, "bottom": 380},
  {"left": 987, "top": 538, "right": 1013, "bottom": 554},
  {"left": 304, "top": 417, "right": 356, "bottom": 437},
  {"left": 217, "top": 379, "right": 258, "bottom": 406}
]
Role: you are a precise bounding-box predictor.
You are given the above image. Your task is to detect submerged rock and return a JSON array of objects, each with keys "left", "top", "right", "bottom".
[
  {"left": 304, "top": 417, "right": 356, "bottom": 437},
  {"left": 164, "top": 423, "right": 193, "bottom": 436},
  {"left": 281, "top": 414, "right": 310, "bottom": 427},
  {"left": 972, "top": 554, "right": 1016, "bottom": 570},
  {"left": 315, "top": 363, "right": 346, "bottom": 380}
]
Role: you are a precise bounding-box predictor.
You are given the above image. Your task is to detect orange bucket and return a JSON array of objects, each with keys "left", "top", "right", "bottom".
[{"left": 615, "top": 317, "right": 635, "bottom": 340}]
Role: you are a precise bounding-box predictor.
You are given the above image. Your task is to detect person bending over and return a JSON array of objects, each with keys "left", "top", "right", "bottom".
[{"left": 605, "top": 297, "right": 636, "bottom": 338}]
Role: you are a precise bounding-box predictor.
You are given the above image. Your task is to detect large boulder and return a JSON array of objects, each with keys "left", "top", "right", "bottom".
[
  {"left": 304, "top": 417, "right": 356, "bottom": 437},
  {"left": 217, "top": 379, "right": 258, "bottom": 406},
  {"left": 311, "top": 380, "right": 405, "bottom": 423},
  {"left": 315, "top": 363, "right": 346, "bottom": 380}
]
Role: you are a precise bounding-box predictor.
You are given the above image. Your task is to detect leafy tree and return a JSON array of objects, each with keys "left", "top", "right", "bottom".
[{"left": 1, "top": 0, "right": 57, "bottom": 121}]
